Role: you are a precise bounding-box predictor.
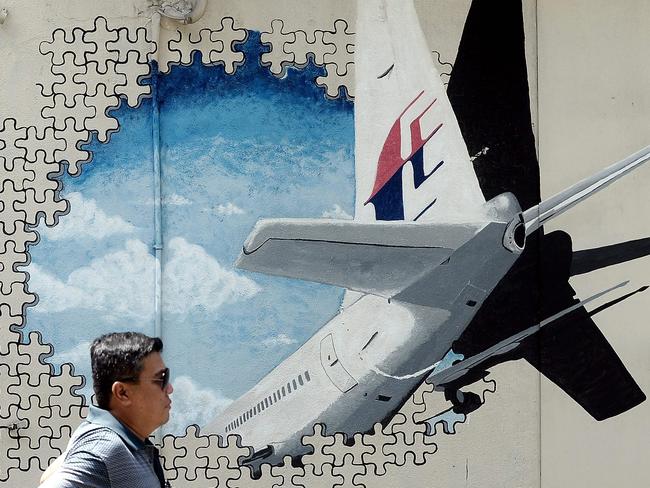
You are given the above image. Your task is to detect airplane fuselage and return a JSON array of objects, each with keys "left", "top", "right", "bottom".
[{"left": 207, "top": 214, "right": 525, "bottom": 468}]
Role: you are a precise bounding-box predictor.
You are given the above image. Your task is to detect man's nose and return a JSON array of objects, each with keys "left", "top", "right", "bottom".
[{"left": 166, "top": 382, "right": 174, "bottom": 394}]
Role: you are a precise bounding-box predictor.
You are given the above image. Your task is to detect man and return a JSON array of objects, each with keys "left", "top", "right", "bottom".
[{"left": 40, "top": 332, "right": 173, "bottom": 487}]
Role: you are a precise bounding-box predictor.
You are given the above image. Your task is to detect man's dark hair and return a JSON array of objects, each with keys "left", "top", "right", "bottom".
[{"left": 91, "top": 332, "right": 163, "bottom": 409}]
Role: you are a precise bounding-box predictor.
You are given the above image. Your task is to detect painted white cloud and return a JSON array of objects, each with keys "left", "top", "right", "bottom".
[
  {"left": 213, "top": 202, "right": 245, "bottom": 216},
  {"left": 145, "top": 193, "right": 192, "bottom": 206},
  {"left": 163, "top": 237, "right": 260, "bottom": 314},
  {"left": 164, "top": 193, "right": 192, "bottom": 206},
  {"left": 41, "top": 192, "right": 135, "bottom": 241},
  {"left": 322, "top": 204, "right": 353, "bottom": 220},
  {"left": 262, "top": 333, "right": 297, "bottom": 347},
  {"left": 28, "top": 264, "right": 87, "bottom": 313},
  {"left": 210, "top": 135, "right": 227, "bottom": 146},
  {"left": 69, "top": 239, "right": 157, "bottom": 321},
  {"left": 162, "top": 375, "right": 232, "bottom": 435},
  {"left": 29, "top": 239, "right": 157, "bottom": 325},
  {"left": 30, "top": 237, "right": 258, "bottom": 321},
  {"left": 145, "top": 193, "right": 192, "bottom": 207}
]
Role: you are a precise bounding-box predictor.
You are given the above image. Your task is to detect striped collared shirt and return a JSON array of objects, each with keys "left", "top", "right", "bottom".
[{"left": 41, "top": 406, "right": 168, "bottom": 488}]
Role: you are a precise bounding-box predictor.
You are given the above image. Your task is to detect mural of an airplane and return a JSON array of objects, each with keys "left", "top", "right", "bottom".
[{"left": 206, "top": 0, "right": 649, "bottom": 469}]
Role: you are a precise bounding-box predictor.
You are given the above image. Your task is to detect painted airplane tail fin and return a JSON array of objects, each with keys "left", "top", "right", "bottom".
[
  {"left": 354, "top": 0, "right": 485, "bottom": 223},
  {"left": 522, "top": 146, "right": 650, "bottom": 235}
]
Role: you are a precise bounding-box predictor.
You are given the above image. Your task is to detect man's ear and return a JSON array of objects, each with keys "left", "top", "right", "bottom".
[{"left": 111, "top": 381, "right": 132, "bottom": 406}]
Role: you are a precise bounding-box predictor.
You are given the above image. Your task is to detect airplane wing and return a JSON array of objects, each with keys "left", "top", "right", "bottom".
[
  {"left": 426, "top": 281, "right": 631, "bottom": 389},
  {"left": 522, "top": 146, "right": 650, "bottom": 236},
  {"left": 236, "top": 218, "right": 485, "bottom": 296}
]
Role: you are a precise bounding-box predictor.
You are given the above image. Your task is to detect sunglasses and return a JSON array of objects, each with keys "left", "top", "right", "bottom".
[{"left": 118, "top": 367, "right": 171, "bottom": 391}]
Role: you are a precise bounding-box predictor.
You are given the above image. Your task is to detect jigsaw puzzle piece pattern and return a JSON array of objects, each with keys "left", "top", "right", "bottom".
[
  {"left": 324, "top": 432, "right": 373, "bottom": 468},
  {"left": 0, "top": 363, "right": 21, "bottom": 419},
  {"left": 259, "top": 18, "right": 457, "bottom": 99},
  {"left": 0, "top": 241, "right": 28, "bottom": 297},
  {"left": 2, "top": 18, "right": 151, "bottom": 330},
  {"left": 159, "top": 427, "right": 257, "bottom": 488},
  {"left": 0, "top": 180, "right": 27, "bottom": 236},
  {"left": 6, "top": 18, "right": 362, "bottom": 486},
  {"left": 260, "top": 19, "right": 296, "bottom": 76},
  {"left": 2, "top": 18, "right": 159, "bottom": 479},
  {"left": 36, "top": 16, "right": 155, "bottom": 176},
  {"left": 48, "top": 363, "right": 87, "bottom": 418},
  {"left": 231, "top": 462, "right": 284, "bottom": 488},
  {"left": 268, "top": 456, "right": 306, "bottom": 488},
  {"left": 383, "top": 431, "right": 437, "bottom": 468},
  {"left": 415, "top": 376, "right": 498, "bottom": 436},
  {"left": 432, "top": 50, "right": 454, "bottom": 86},
  {"left": 0, "top": 306, "right": 23, "bottom": 347},
  {"left": 160, "top": 432, "right": 183, "bottom": 481},
  {"left": 158, "top": 16, "right": 248, "bottom": 74},
  {"left": 357, "top": 423, "right": 398, "bottom": 477},
  {"left": 260, "top": 19, "right": 354, "bottom": 100},
  {"left": 316, "top": 19, "right": 355, "bottom": 99},
  {"left": 293, "top": 462, "right": 344, "bottom": 488},
  {"left": 299, "top": 423, "right": 337, "bottom": 475},
  {"left": 0, "top": 330, "right": 86, "bottom": 482},
  {"left": 0, "top": 432, "right": 20, "bottom": 483},
  {"left": 106, "top": 24, "right": 155, "bottom": 66},
  {"left": 163, "top": 425, "right": 210, "bottom": 482},
  {"left": 331, "top": 455, "right": 367, "bottom": 488}
]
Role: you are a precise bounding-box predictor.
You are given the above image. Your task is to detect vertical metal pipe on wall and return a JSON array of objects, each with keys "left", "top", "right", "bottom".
[
  {"left": 150, "top": 12, "right": 163, "bottom": 343},
  {"left": 149, "top": 0, "right": 207, "bottom": 345},
  {"left": 150, "top": 11, "right": 164, "bottom": 445}
]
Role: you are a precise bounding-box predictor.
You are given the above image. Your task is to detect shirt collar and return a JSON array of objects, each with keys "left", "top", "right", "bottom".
[{"left": 87, "top": 405, "right": 151, "bottom": 451}]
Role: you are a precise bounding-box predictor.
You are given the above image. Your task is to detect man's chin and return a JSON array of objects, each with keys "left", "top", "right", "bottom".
[{"left": 162, "top": 409, "right": 171, "bottom": 423}]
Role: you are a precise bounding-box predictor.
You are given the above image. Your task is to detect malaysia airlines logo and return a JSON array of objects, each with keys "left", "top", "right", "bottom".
[{"left": 366, "top": 91, "right": 445, "bottom": 221}]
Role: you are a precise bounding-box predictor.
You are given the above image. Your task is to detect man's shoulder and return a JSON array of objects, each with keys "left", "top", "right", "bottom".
[
  {"left": 67, "top": 422, "right": 132, "bottom": 461},
  {"left": 62, "top": 419, "right": 162, "bottom": 487},
  {"left": 41, "top": 425, "right": 113, "bottom": 488}
]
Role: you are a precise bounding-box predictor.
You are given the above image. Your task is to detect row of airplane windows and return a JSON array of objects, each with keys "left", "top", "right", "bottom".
[{"left": 225, "top": 370, "right": 311, "bottom": 433}]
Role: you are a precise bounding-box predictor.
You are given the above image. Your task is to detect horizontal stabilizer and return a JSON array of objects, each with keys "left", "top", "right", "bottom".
[
  {"left": 523, "top": 146, "right": 650, "bottom": 235},
  {"left": 427, "top": 281, "right": 629, "bottom": 388},
  {"left": 237, "top": 218, "right": 484, "bottom": 296}
]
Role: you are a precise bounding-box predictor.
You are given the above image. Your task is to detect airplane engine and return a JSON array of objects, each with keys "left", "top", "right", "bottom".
[
  {"left": 480, "top": 192, "right": 526, "bottom": 253},
  {"left": 503, "top": 216, "right": 526, "bottom": 254}
]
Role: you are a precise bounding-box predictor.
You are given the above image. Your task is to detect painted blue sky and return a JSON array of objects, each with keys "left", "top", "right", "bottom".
[{"left": 26, "top": 33, "right": 354, "bottom": 434}]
